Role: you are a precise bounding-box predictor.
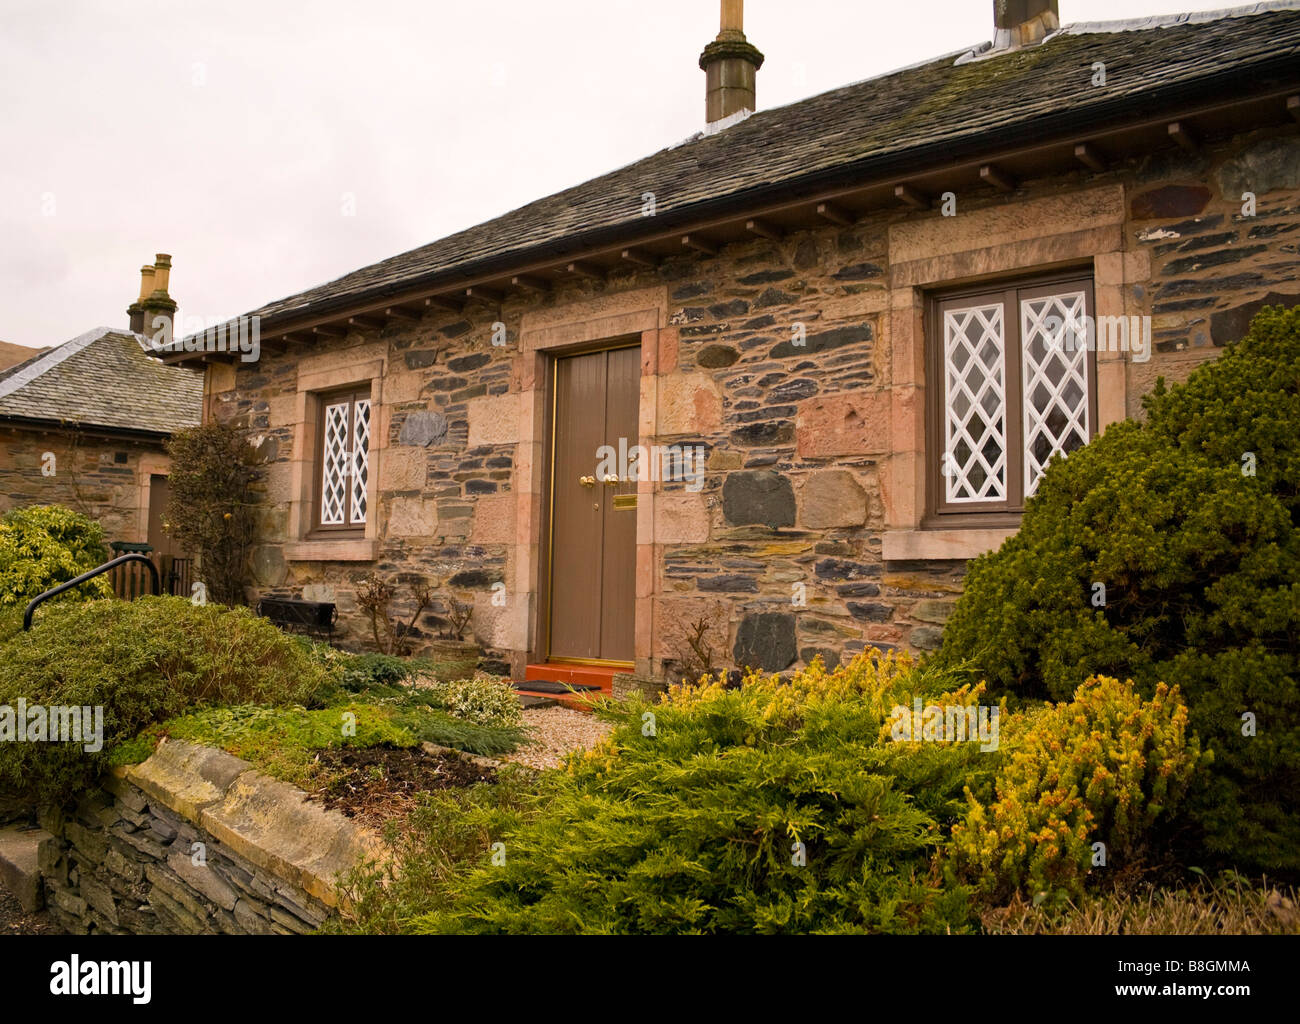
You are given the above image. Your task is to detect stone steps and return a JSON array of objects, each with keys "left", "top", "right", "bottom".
[{"left": 0, "top": 824, "right": 53, "bottom": 914}]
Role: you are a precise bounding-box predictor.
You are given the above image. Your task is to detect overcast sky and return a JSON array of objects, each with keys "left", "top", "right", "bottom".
[{"left": 0, "top": 0, "right": 1249, "bottom": 348}]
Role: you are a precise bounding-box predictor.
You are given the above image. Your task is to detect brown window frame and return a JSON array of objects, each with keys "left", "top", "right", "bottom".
[
  {"left": 311, "top": 387, "right": 371, "bottom": 536},
  {"left": 924, "top": 270, "right": 1098, "bottom": 528}
]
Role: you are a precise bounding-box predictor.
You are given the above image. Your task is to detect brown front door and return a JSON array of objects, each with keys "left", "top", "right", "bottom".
[
  {"left": 146, "top": 475, "right": 176, "bottom": 557},
  {"left": 548, "top": 345, "right": 639, "bottom": 662},
  {"left": 146, "top": 475, "right": 184, "bottom": 595}
]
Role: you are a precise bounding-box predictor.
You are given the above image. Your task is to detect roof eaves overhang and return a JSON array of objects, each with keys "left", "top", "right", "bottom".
[{"left": 0, "top": 414, "right": 179, "bottom": 444}]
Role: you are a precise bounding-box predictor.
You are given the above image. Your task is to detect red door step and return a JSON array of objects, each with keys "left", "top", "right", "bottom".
[{"left": 523, "top": 662, "right": 625, "bottom": 691}]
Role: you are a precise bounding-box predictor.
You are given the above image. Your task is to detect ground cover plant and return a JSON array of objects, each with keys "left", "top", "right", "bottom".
[
  {"left": 981, "top": 872, "right": 1299, "bottom": 935},
  {"left": 937, "top": 305, "right": 1300, "bottom": 873}
]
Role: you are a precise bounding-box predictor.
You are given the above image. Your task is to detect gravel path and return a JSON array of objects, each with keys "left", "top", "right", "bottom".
[{"left": 504, "top": 707, "right": 614, "bottom": 770}]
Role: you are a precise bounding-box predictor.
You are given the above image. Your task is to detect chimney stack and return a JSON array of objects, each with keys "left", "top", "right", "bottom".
[
  {"left": 993, "top": 0, "right": 1059, "bottom": 49},
  {"left": 128, "top": 254, "right": 177, "bottom": 343},
  {"left": 699, "top": 0, "right": 764, "bottom": 126}
]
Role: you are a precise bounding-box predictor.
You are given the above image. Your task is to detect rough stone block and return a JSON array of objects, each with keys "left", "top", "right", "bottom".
[
  {"left": 733, "top": 612, "right": 797, "bottom": 673},
  {"left": 796, "top": 391, "right": 890, "bottom": 458},
  {"left": 798, "top": 470, "right": 868, "bottom": 529},
  {"left": 166, "top": 849, "right": 238, "bottom": 911},
  {"left": 657, "top": 372, "right": 722, "bottom": 436},
  {"left": 654, "top": 493, "right": 710, "bottom": 543},
  {"left": 0, "top": 825, "right": 51, "bottom": 913},
  {"left": 466, "top": 393, "right": 520, "bottom": 447},
  {"left": 233, "top": 897, "right": 276, "bottom": 935},
  {"left": 722, "top": 471, "right": 795, "bottom": 528},
  {"left": 125, "top": 739, "right": 252, "bottom": 823},
  {"left": 386, "top": 496, "right": 438, "bottom": 538}
]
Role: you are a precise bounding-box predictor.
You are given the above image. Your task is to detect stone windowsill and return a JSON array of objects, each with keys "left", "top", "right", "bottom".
[
  {"left": 284, "top": 538, "right": 379, "bottom": 562},
  {"left": 882, "top": 527, "right": 1018, "bottom": 562}
]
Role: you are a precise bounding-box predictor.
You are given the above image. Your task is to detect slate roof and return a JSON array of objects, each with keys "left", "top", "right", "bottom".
[
  {"left": 219, "top": 2, "right": 1300, "bottom": 332},
  {"left": 0, "top": 341, "right": 46, "bottom": 372},
  {"left": 0, "top": 328, "right": 204, "bottom": 437}
]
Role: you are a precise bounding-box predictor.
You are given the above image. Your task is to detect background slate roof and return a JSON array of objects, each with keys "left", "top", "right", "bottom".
[
  {"left": 227, "top": 4, "right": 1300, "bottom": 328},
  {"left": 0, "top": 341, "right": 46, "bottom": 373},
  {"left": 0, "top": 328, "right": 204, "bottom": 436}
]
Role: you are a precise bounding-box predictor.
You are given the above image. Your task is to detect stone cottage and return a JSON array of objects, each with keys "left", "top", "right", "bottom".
[
  {"left": 0, "top": 256, "right": 204, "bottom": 562},
  {"left": 171, "top": 1, "right": 1300, "bottom": 687}
]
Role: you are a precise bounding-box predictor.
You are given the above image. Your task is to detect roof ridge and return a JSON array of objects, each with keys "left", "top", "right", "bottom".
[
  {"left": 0, "top": 326, "right": 117, "bottom": 401},
  {"left": 1052, "top": 0, "right": 1300, "bottom": 38}
]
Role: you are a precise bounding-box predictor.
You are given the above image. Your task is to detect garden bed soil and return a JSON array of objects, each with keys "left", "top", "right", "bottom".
[{"left": 308, "top": 746, "right": 496, "bottom": 829}]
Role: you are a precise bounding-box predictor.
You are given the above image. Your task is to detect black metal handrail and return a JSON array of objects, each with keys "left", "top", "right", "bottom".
[{"left": 23, "top": 553, "right": 160, "bottom": 631}]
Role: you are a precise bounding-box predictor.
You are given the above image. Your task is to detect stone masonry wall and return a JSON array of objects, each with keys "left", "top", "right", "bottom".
[
  {"left": 0, "top": 427, "right": 166, "bottom": 546},
  {"left": 35, "top": 739, "right": 381, "bottom": 935},
  {"left": 209, "top": 124, "right": 1300, "bottom": 677}
]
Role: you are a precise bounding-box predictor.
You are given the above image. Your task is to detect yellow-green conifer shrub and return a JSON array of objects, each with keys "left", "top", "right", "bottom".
[
  {"left": 949, "top": 676, "right": 1203, "bottom": 902},
  {"left": 396, "top": 652, "right": 998, "bottom": 935}
]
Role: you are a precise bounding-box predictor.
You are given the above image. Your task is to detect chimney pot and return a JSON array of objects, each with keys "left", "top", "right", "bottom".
[
  {"left": 129, "top": 264, "right": 157, "bottom": 332},
  {"left": 151, "top": 253, "right": 172, "bottom": 296},
  {"left": 720, "top": 0, "right": 744, "bottom": 34}
]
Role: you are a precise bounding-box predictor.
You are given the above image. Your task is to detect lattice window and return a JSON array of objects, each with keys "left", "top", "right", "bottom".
[
  {"left": 1021, "top": 292, "right": 1090, "bottom": 496},
  {"left": 320, "top": 401, "right": 350, "bottom": 526},
  {"left": 317, "top": 391, "right": 370, "bottom": 529},
  {"left": 943, "top": 304, "right": 1008, "bottom": 503},
  {"left": 932, "top": 276, "right": 1096, "bottom": 516},
  {"left": 351, "top": 399, "right": 370, "bottom": 524}
]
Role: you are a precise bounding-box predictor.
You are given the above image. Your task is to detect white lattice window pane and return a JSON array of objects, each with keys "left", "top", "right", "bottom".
[
  {"left": 320, "top": 402, "right": 351, "bottom": 525},
  {"left": 1021, "top": 292, "right": 1091, "bottom": 496},
  {"left": 351, "top": 399, "right": 370, "bottom": 524},
  {"left": 943, "top": 304, "right": 1008, "bottom": 503}
]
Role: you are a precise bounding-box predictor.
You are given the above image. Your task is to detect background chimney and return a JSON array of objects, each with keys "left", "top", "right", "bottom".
[
  {"left": 136, "top": 254, "right": 177, "bottom": 342},
  {"left": 699, "top": 0, "right": 764, "bottom": 126},
  {"left": 127, "top": 264, "right": 155, "bottom": 333},
  {"left": 993, "top": 0, "right": 1059, "bottom": 49}
]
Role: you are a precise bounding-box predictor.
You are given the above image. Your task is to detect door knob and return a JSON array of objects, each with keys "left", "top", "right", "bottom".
[
  {"left": 579, "top": 475, "right": 595, "bottom": 488},
  {"left": 602, "top": 474, "right": 619, "bottom": 485}
]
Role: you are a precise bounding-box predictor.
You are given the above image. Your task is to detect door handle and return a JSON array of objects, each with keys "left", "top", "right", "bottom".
[
  {"left": 602, "top": 475, "right": 619, "bottom": 485},
  {"left": 579, "top": 475, "right": 595, "bottom": 488}
]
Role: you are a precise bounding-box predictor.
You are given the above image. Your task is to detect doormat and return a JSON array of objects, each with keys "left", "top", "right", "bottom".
[{"left": 512, "top": 680, "right": 602, "bottom": 694}]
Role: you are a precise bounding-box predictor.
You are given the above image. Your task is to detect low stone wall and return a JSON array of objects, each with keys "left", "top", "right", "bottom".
[{"left": 35, "top": 738, "right": 385, "bottom": 935}]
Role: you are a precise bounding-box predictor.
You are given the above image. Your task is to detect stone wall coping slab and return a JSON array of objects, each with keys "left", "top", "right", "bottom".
[{"left": 121, "top": 737, "right": 385, "bottom": 909}]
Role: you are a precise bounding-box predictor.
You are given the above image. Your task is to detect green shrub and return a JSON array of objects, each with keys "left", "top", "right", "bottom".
[
  {"left": 0, "top": 505, "right": 111, "bottom": 607},
  {"left": 163, "top": 423, "right": 257, "bottom": 606},
  {"left": 413, "top": 675, "right": 523, "bottom": 729},
  {"left": 341, "top": 652, "right": 412, "bottom": 691},
  {"left": 0, "top": 596, "right": 330, "bottom": 806},
  {"left": 341, "top": 654, "right": 989, "bottom": 935},
  {"left": 948, "top": 676, "right": 1203, "bottom": 902},
  {"left": 936, "top": 305, "right": 1300, "bottom": 873}
]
